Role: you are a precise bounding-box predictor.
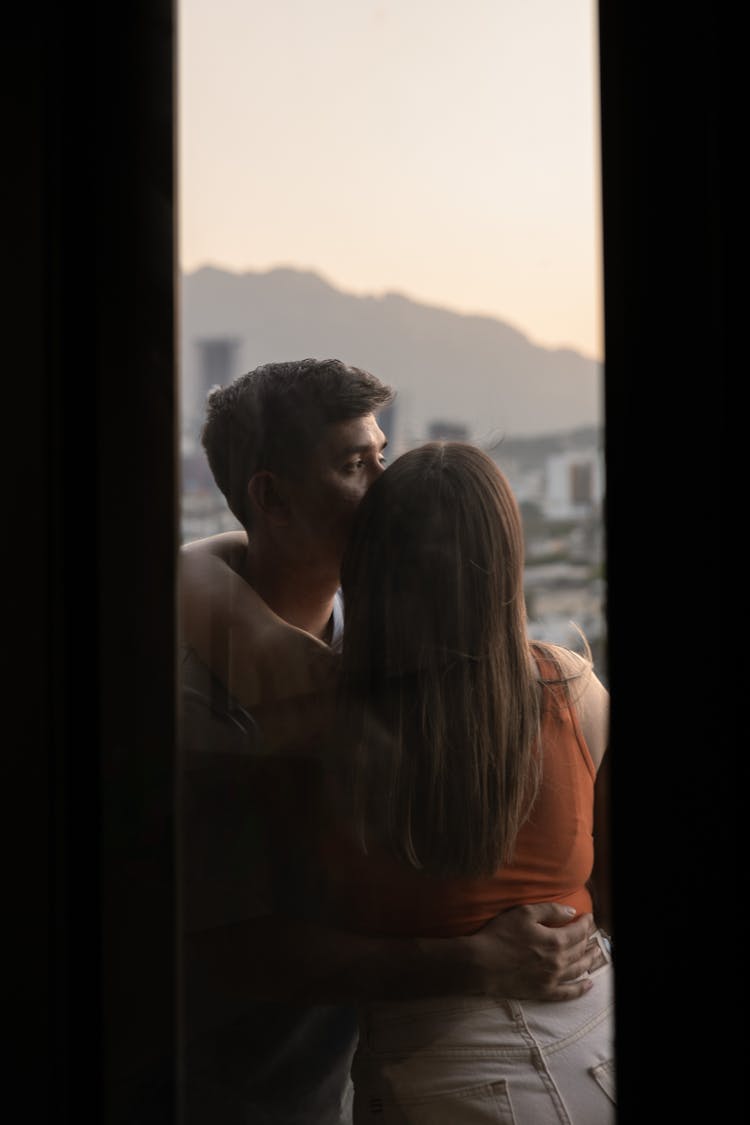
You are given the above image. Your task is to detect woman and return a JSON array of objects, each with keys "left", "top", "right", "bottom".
[
  {"left": 182, "top": 441, "right": 614, "bottom": 1123},
  {"left": 315, "top": 442, "right": 613, "bottom": 1123}
]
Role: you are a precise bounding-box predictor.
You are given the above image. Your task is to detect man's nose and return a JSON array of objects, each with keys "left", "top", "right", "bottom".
[{"left": 368, "top": 458, "right": 386, "bottom": 485}]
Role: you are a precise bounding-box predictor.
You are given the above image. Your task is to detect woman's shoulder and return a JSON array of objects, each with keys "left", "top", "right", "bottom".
[
  {"left": 532, "top": 640, "right": 609, "bottom": 770},
  {"left": 531, "top": 639, "right": 590, "bottom": 680}
]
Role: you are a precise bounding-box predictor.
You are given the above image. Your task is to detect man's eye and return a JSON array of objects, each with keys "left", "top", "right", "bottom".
[{"left": 344, "top": 459, "right": 365, "bottom": 472}]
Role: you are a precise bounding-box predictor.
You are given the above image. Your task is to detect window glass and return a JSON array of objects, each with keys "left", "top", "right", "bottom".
[{"left": 178, "top": 0, "right": 606, "bottom": 676}]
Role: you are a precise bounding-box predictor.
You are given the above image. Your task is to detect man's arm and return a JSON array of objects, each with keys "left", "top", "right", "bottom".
[
  {"left": 182, "top": 746, "right": 602, "bottom": 1045},
  {"left": 184, "top": 903, "right": 600, "bottom": 1042},
  {"left": 179, "top": 534, "right": 340, "bottom": 748}
]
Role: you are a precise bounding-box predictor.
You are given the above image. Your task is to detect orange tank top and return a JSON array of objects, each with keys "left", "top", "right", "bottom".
[{"left": 317, "top": 655, "right": 597, "bottom": 937}]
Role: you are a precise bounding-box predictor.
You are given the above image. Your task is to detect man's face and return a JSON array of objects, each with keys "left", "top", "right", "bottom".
[{"left": 284, "top": 413, "right": 388, "bottom": 574}]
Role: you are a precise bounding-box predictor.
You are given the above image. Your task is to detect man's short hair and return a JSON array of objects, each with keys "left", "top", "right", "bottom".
[{"left": 201, "top": 357, "right": 395, "bottom": 530}]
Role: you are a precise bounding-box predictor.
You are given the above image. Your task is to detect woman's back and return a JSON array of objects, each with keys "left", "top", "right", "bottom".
[{"left": 319, "top": 647, "right": 600, "bottom": 938}]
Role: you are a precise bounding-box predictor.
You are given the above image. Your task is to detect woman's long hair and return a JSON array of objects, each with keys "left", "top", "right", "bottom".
[{"left": 336, "top": 442, "right": 545, "bottom": 878}]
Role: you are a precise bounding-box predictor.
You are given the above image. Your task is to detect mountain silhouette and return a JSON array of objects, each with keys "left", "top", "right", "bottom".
[{"left": 180, "top": 265, "right": 602, "bottom": 445}]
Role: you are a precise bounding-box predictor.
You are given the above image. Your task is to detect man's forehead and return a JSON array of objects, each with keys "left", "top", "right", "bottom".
[{"left": 317, "top": 414, "right": 386, "bottom": 455}]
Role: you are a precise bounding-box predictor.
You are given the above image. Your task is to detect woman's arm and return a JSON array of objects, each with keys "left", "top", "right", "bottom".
[
  {"left": 559, "top": 649, "right": 612, "bottom": 935},
  {"left": 590, "top": 748, "right": 612, "bottom": 937},
  {"left": 578, "top": 672, "right": 612, "bottom": 936},
  {"left": 178, "top": 533, "right": 339, "bottom": 735},
  {"left": 576, "top": 668, "right": 609, "bottom": 773}
]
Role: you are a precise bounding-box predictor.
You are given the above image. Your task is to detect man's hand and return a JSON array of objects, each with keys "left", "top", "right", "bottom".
[{"left": 465, "top": 903, "right": 606, "bottom": 1001}]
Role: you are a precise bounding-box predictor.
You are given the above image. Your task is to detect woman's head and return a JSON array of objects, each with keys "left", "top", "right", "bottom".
[
  {"left": 341, "top": 442, "right": 528, "bottom": 674},
  {"left": 338, "top": 442, "right": 541, "bottom": 877}
]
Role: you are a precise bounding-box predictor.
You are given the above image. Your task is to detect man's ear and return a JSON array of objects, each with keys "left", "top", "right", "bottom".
[{"left": 247, "top": 471, "right": 291, "bottom": 525}]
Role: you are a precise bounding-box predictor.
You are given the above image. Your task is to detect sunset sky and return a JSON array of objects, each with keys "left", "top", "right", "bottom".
[{"left": 178, "top": 0, "right": 602, "bottom": 360}]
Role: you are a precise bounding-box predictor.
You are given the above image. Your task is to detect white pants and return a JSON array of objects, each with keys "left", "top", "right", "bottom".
[{"left": 352, "top": 942, "right": 615, "bottom": 1124}]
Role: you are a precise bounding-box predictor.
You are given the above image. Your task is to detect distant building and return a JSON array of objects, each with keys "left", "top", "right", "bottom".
[
  {"left": 180, "top": 447, "right": 214, "bottom": 494},
  {"left": 542, "top": 448, "right": 604, "bottom": 520},
  {"left": 183, "top": 336, "right": 242, "bottom": 442},
  {"left": 428, "top": 420, "right": 469, "bottom": 441},
  {"left": 197, "top": 336, "right": 241, "bottom": 386},
  {"left": 180, "top": 488, "right": 242, "bottom": 545},
  {"left": 179, "top": 336, "right": 242, "bottom": 540}
]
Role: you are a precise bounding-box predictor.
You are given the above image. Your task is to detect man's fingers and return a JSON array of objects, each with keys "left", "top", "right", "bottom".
[
  {"left": 558, "top": 912, "right": 596, "bottom": 945},
  {"left": 474, "top": 904, "right": 608, "bottom": 1003},
  {"left": 556, "top": 935, "right": 608, "bottom": 985},
  {"left": 523, "top": 902, "right": 583, "bottom": 928},
  {"left": 524, "top": 905, "right": 596, "bottom": 949},
  {"left": 544, "top": 978, "right": 595, "bottom": 1002},
  {"left": 585, "top": 937, "right": 608, "bottom": 973}
]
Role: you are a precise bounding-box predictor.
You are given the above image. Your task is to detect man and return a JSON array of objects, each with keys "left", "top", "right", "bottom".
[{"left": 178, "top": 358, "right": 603, "bottom": 1124}]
